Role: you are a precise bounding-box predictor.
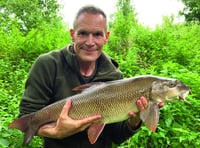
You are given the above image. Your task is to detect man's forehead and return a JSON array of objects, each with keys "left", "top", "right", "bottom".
[
  {"left": 76, "top": 26, "right": 106, "bottom": 33},
  {"left": 74, "top": 13, "right": 107, "bottom": 30}
]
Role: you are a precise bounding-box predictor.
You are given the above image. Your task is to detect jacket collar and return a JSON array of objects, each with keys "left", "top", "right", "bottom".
[{"left": 62, "top": 44, "right": 123, "bottom": 82}]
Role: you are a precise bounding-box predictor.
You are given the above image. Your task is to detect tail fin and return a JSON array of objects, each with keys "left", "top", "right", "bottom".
[
  {"left": 9, "top": 113, "right": 37, "bottom": 145},
  {"left": 9, "top": 113, "right": 33, "bottom": 131}
]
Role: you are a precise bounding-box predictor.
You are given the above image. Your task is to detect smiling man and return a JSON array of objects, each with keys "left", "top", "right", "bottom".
[
  {"left": 19, "top": 5, "right": 148, "bottom": 148},
  {"left": 69, "top": 9, "right": 110, "bottom": 76}
]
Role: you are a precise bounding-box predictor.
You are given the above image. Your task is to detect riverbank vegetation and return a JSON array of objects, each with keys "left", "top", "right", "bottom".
[{"left": 0, "top": 0, "right": 199, "bottom": 147}]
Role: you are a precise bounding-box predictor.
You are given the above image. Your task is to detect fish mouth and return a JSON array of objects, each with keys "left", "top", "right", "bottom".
[{"left": 178, "top": 90, "right": 191, "bottom": 104}]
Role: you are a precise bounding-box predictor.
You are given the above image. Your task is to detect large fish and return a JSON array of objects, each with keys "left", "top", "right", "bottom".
[{"left": 9, "top": 75, "right": 190, "bottom": 145}]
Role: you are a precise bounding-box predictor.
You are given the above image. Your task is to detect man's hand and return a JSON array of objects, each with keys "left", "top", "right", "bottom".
[
  {"left": 37, "top": 100, "right": 101, "bottom": 139},
  {"left": 127, "top": 96, "right": 164, "bottom": 130}
]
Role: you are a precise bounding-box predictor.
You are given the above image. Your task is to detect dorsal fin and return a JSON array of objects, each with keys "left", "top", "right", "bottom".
[{"left": 72, "top": 82, "right": 104, "bottom": 92}]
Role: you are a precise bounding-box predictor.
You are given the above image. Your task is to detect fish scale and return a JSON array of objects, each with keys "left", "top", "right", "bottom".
[
  {"left": 69, "top": 81, "right": 149, "bottom": 123},
  {"left": 8, "top": 75, "right": 190, "bottom": 145}
]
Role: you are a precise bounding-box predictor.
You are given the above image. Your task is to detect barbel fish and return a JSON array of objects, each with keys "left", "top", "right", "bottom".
[{"left": 9, "top": 75, "right": 190, "bottom": 145}]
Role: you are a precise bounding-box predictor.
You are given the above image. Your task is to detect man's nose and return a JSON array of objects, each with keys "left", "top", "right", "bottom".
[{"left": 86, "top": 34, "right": 95, "bottom": 45}]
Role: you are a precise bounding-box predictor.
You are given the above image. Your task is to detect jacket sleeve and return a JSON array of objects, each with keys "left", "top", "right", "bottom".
[
  {"left": 19, "top": 54, "right": 56, "bottom": 117},
  {"left": 104, "top": 120, "right": 142, "bottom": 144}
]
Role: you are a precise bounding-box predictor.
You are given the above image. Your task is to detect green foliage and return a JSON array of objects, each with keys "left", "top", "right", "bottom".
[
  {"left": 0, "top": 0, "right": 200, "bottom": 147},
  {"left": 108, "top": 0, "right": 138, "bottom": 55},
  {"left": 180, "top": 0, "right": 200, "bottom": 22},
  {"left": 0, "top": 0, "right": 61, "bottom": 33},
  {"left": 106, "top": 2, "right": 200, "bottom": 147},
  {"left": 0, "top": 21, "right": 70, "bottom": 63},
  {"left": 0, "top": 59, "right": 43, "bottom": 148},
  {"left": 0, "top": 2, "right": 70, "bottom": 147}
]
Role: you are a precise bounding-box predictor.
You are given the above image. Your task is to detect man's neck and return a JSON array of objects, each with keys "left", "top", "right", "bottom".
[{"left": 78, "top": 61, "right": 96, "bottom": 77}]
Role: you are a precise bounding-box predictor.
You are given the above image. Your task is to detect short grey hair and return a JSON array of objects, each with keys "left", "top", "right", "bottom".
[{"left": 73, "top": 5, "right": 107, "bottom": 29}]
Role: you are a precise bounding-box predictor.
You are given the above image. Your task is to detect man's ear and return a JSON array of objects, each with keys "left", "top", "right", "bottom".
[
  {"left": 70, "top": 29, "right": 75, "bottom": 42},
  {"left": 104, "top": 31, "right": 110, "bottom": 43}
]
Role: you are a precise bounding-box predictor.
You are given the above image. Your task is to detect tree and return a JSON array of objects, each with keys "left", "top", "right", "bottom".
[
  {"left": 0, "top": 0, "right": 61, "bottom": 33},
  {"left": 180, "top": 0, "right": 200, "bottom": 22},
  {"left": 108, "top": 0, "right": 138, "bottom": 54}
]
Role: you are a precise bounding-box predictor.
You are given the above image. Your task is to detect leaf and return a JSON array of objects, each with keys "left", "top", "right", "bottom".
[{"left": 0, "top": 138, "right": 9, "bottom": 147}]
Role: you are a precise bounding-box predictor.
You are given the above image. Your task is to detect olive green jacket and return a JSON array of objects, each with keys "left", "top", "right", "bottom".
[{"left": 19, "top": 44, "right": 140, "bottom": 148}]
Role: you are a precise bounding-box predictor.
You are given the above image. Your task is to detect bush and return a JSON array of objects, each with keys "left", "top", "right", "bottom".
[{"left": 1, "top": 6, "right": 200, "bottom": 148}]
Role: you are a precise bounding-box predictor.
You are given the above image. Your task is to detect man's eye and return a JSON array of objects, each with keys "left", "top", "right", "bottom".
[
  {"left": 94, "top": 32, "right": 103, "bottom": 37},
  {"left": 78, "top": 31, "right": 87, "bottom": 36}
]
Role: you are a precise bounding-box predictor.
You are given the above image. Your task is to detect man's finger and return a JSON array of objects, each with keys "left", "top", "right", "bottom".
[
  {"left": 128, "top": 111, "right": 137, "bottom": 118},
  {"left": 139, "top": 96, "right": 148, "bottom": 108},
  {"left": 137, "top": 99, "right": 144, "bottom": 111},
  {"left": 158, "top": 102, "right": 164, "bottom": 108},
  {"left": 136, "top": 96, "right": 148, "bottom": 111},
  {"left": 79, "top": 114, "right": 102, "bottom": 125},
  {"left": 60, "top": 99, "right": 72, "bottom": 117},
  {"left": 40, "top": 122, "right": 57, "bottom": 129}
]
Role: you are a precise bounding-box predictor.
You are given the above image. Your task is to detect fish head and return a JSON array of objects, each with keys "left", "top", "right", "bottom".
[{"left": 150, "top": 78, "right": 190, "bottom": 103}]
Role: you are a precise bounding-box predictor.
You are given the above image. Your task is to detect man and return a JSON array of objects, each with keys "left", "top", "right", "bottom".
[{"left": 19, "top": 5, "right": 148, "bottom": 148}]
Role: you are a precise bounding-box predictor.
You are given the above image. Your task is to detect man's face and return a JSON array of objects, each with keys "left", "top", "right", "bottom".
[{"left": 70, "top": 13, "right": 110, "bottom": 63}]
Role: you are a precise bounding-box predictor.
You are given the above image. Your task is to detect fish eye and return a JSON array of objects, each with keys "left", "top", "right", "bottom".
[{"left": 168, "top": 81, "right": 176, "bottom": 88}]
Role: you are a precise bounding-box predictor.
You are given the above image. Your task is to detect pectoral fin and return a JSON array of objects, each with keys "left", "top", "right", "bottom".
[
  {"left": 140, "top": 102, "right": 160, "bottom": 132},
  {"left": 87, "top": 123, "right": 105, "bottom": 144}
]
